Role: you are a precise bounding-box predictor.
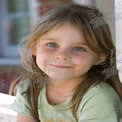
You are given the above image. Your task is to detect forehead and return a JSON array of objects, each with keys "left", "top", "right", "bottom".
[{"left": 39, "top": 22, "right": 86, "bottom": 42}]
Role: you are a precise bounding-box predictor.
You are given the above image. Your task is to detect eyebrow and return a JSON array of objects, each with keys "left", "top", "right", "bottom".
[
  {"left": 40, "top": 37, "right": 57, "bottom": 41},
  {"left": 40, "top": 37, "right": 87, "bottom": 45},
  {"left": 74, "top": 42, "right": 87, "bottom": 46}
]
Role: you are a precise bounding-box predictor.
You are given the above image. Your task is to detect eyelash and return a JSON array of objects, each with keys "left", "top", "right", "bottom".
[
  {"left": 72, "top": 47, "right": 86, "bottom": 52},
  {"left": 46, "top": 42, "right": 58, "bottom": 48},
  {"left": 46, "top": 42, "right": 86, "bottom": 52}
]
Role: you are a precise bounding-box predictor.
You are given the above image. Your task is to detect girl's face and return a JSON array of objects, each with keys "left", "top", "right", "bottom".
[{"left": 33, "top": 22, "right": 102, "bottom": 81}]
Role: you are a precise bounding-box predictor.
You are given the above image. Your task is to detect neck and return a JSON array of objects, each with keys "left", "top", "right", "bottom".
[
  {"left": 47, "top": 76, "right": 86, "bottom": 93},
  {"left": 46, "top": 76, "right": 86, "bottom": 105}
]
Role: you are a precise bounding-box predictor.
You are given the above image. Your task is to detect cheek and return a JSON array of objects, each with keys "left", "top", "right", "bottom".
[
  {"left": 73, "top": 54, "right": 95, "bottom": 67},
  {"left": 37, "top": 48, "right": 52, "bottom": 58},
  {"left": 73, "top": 54, "right": 88, "bottom": 65},
  {"left": 36, "top": 48, "right": 55, "bottom": 67},
  {"left": 36, "top": 49, "right": 49, "bottom": 69}
]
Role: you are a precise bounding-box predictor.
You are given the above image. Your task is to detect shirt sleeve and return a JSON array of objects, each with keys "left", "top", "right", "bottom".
[
  {"left": 11, "top": 81, "right": 33, "bottom": 117},
  {"left": 78, "top": 91, "right": 119, "bottom": 122}
]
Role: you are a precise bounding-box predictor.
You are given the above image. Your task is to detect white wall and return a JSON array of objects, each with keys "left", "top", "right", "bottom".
[
  {"left": 115, "top": 0, "right": 122, "bottom": 81},
  {"left": 95, "top": 0, "right": 115, "bottom": 43}
]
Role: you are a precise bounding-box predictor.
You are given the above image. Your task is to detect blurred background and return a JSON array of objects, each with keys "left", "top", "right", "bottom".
[{"left": 0, "top": 0, "right": 118, "bottom": 94}]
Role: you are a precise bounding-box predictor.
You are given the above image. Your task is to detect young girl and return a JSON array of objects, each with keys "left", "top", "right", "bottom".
[{"left": 10, "top": 4, "right": 122, "bottom": 122}]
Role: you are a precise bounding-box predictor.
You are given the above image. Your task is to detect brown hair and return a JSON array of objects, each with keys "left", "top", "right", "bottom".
[{"left": 10, "top": 4, "right": 122, "bottom": 121}]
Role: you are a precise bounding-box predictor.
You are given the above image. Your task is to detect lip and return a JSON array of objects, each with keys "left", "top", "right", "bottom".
[{"left": 49, "top": 64, "right": 72, "bottom": 68}]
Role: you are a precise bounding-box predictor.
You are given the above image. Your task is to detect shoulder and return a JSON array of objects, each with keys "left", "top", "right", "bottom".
[
  {"left": 12, "top": 80, "right": 32, "bottom": 117},
  {"left": 77, "top": 81, "right": 122, "bottom": 121},
  {"left": 13, "top": 79, "right": 31, "bottom": 105},
  {"left": 16, "top": 79, "right": 30, "bottom": 93},
  {"left": 14, "top": 79, "right": 31, "bottom": 103},
  {"left": 82, "top": 81, "right": 120, "bottom": 103}
]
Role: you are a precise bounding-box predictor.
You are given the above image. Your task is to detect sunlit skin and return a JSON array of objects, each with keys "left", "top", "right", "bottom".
[{"left": 33, "top": 22, "right": 103, "bottom": 104}]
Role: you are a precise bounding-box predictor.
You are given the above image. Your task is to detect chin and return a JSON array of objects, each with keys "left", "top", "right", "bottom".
[
  {"left": 46, "top": 71, "right": 74, "bottom": 80},
  {"left": 50, "top": 76, "right": 72, "bottom": 80}
]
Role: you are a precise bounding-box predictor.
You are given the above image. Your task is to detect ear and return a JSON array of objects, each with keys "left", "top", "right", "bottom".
[
  {"left": 94, "top": 53, "right": 107, "bottom": 65},
  {"left": 31, "top": 46, "right": 37, "bottom": 56}
]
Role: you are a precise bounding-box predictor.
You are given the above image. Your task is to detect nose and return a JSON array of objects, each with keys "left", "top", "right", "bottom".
[{"left": 55, "top": 53, "right": 71, "bottom": 61}]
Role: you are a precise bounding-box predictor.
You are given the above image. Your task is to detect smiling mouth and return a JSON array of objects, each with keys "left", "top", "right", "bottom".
[{"left": 49, "top": 64, "right": 72, "bottom": 68}]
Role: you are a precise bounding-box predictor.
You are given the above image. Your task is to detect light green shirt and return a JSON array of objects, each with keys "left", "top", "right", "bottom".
[{"left": 12, "top": 81, "right": 122, "bottom": 122}]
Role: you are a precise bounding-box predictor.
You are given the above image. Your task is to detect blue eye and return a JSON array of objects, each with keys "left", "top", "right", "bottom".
[
  {"left": 72, "top": 47, "right": 85, "bottom": 52},
  {"left": 47, "top": 43, "right": 58, "bottom": 48}
]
